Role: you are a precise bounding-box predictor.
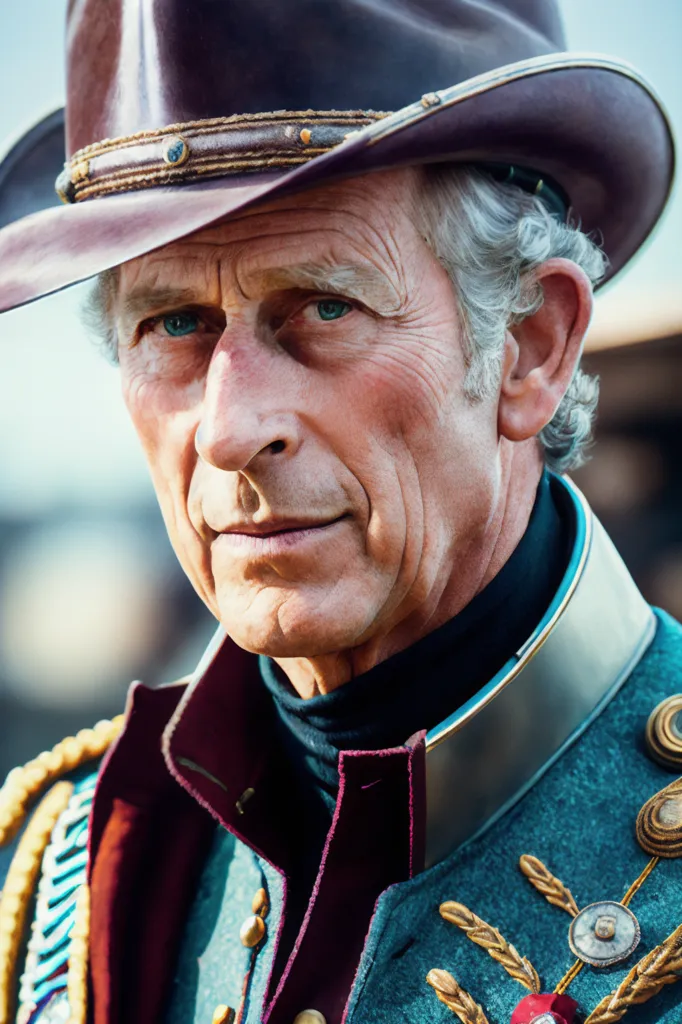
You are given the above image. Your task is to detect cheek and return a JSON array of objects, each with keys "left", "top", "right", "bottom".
[
  {"left": 121, "top": 344, "right": 206, "bottom": 453},
  {"left": 121, "top": 362, "right": 206, "bottom": 550},
  {"left": 325, "top": 339, "right": 498, "bottom": 569}
]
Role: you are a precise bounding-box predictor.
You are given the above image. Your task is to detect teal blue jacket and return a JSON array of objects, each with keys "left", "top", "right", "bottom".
[{"left": 2, "top": 478, "right": 682, "bottom": 1024}]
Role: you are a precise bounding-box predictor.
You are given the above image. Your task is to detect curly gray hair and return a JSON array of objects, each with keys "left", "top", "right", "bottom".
[
  {"left": 85, "top": 164, "right": 606, "bottom": 472},
  {"left": 415, "top": 165, "right": 607, "bottom": 472}
]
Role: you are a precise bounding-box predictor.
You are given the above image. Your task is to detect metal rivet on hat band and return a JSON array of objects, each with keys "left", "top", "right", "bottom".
[{"left": 163, "top": 135, "right": 190, "bottom": 166}]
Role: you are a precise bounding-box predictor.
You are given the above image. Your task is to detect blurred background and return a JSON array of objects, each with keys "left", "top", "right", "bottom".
[{"left": 0, "top": 1, "right": 681, "bottom": 776}]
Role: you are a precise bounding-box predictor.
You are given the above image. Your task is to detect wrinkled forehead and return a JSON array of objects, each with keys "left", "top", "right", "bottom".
[{"left": 117, "top": 166, "right": 421, "bottom": 306}]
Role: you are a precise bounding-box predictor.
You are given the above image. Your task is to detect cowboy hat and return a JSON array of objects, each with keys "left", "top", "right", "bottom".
[{"left": 0, "top": 0, "right": 674, "bottom": 315}]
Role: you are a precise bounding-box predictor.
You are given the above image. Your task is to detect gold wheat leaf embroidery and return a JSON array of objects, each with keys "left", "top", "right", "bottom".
[
  {"left": 440, "top": 901, "right": 541, "bottom": 993},
  {"left": 427, "top": 969, "right": 491, "bottom": 1024},
  {"left": 519, "top": 854, "right": 580, "bottom": 918},
  {"left": 584, "top": 923, "right": 682, "bottom": 1024}
]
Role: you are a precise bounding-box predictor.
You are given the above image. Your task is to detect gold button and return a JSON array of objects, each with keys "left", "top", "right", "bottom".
[
  {"left": 293, "top": 1012, "right": 327, "bottom": 1024},
  {"left": 239, "top": 913, "right": 266, "bottom": 948},
  {"left": 252, "top": 887, "right": 269, "bottom": 916},
  {"left": 212, "top": 1007, "right": 235, "bottom": 1024}
]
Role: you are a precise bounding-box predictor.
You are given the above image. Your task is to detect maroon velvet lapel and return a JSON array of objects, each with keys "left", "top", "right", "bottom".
[
  {"left": 264, "top": 737, "right": 426, "bottom": 1024},
  {"left": 163, "top": 634, "right": 291, "bottom": 867},
  {"left": 87, "top": 684, "right": 214, "bottom": 1024}
]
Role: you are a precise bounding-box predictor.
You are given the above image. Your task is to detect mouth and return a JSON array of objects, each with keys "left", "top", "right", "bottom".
[{"left": 215, "top": 514, "right": 350, "bottom": 553}]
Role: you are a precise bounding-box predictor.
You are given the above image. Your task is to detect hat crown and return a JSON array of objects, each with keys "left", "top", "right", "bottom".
[{"left": 65, "top": 0, "right": 565, "bottom": 155}]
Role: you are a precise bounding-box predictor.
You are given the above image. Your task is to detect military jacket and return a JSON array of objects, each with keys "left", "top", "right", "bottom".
[{"left": 2, "top": 477, "right": 682, "bottom": 1024}]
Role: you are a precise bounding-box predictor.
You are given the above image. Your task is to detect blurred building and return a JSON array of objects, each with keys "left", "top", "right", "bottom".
[
  {"left": 575, "top": 328, "right": 682, "bottom": 620},
  {"left": 0, "top": 502, "right": 215, "bottom": 777}
]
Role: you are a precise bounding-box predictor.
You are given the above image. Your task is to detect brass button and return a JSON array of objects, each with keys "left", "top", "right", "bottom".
[
  {"left": 239, "top": 913, "right": 266, "bottom": 948},
  {"left": 293, "top": 1012, "right": 327, "bottom": 1024},
  {"left": 212, "top": 1007, "right": 235, "bottom": 1024},
  {"left": 252, "top": 887, "right": 269, "bottom": 917}
]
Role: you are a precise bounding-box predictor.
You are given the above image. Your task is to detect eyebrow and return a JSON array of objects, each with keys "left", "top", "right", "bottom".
[
  {"left": 245, "top": 262, "right": 402, "bottom": 315},
  {"left": 120, "top": 287, "right": 204, "bottom": 327}
]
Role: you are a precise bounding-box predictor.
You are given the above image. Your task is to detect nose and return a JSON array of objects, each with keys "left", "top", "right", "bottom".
[{"left": 194, "top": 345, "right": 301, "bottom": 472}]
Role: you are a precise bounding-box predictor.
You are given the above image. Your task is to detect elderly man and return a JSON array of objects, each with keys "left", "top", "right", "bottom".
[{"left": 0, "top": 2, "right": 680, "bottom": 1023}]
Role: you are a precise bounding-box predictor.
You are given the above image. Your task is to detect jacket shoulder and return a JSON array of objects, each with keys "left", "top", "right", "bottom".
[{"left": 0, "top": 716, "right": 123, "bottom": 1023}]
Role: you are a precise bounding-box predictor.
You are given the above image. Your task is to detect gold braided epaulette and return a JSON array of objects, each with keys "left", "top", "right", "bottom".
[{"left": 0, "top": 716, "right": 124, "bottom": 847}]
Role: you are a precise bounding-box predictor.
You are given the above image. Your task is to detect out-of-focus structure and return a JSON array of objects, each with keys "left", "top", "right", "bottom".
[{"left": 575, "top": 308, "right": 682, "bottom": 622}]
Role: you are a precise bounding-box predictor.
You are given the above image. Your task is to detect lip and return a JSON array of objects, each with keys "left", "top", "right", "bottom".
[{"left": 215, "top": 515, "right": 349, "bottom": 554}]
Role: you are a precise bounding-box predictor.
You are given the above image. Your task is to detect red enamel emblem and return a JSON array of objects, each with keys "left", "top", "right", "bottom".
[{"left": 510, "top": 992, "right": 578, "bottom": 1024}]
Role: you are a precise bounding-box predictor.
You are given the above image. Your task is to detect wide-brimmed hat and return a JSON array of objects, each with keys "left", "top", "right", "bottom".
[{"left": 0, "top": 0, "right": 674, "bottom": 315}]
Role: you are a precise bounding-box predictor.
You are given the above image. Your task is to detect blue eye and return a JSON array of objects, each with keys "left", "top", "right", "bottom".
[
  {"left": 316, "top": 299, "right": 352, "bottom": 322},
  {"left": 162, "top": 312, "right": 200, "bottom": 337}
]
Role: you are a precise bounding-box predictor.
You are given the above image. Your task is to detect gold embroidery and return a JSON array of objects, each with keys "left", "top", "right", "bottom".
[
  {"left": 519, "top": 855, "right": 580, "bottom": 917},
  {"left": 439, "top": 902, "right": 540, "bottom": 993},
  {"left": 621, "top": 856, "right": 660, "bottom": 905},
  {"left": 0, "top": 716, "right": 123, "bottom": 847},
  {"left": 0, "top": 782, "right": 74, "bottom": 1024},
  {"left": 426, "top": 969, "right": 490, "bottom": 1024},
  {"left": 584, "top": 923, "right": 682, "bottom": 1023},
  {"left": 555, "top": 958, "right": 584, "bottom": 994},
  {"left": 66, "top": 884, "right": 90, "bottom": 1024}
]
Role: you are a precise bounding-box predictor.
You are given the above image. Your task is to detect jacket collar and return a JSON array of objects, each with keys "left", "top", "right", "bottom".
[
  {"left": 161, "top": 476, "right": 655, "bottom": 868},
  {"left": 423, "top": 476, "right": 655, "bottom": 865}
]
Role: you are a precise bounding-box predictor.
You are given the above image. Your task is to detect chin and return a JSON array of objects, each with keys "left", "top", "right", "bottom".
[{"left": 216, "top": 582, "right": 377, "bottom": 658}]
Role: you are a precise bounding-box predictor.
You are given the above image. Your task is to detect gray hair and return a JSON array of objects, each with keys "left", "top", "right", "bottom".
[
  {"left": 416, "top": 165, "right": 606, "bottom": 471},
  {"left": 86, "top": 164, "right": 606, "bottom": 472}
]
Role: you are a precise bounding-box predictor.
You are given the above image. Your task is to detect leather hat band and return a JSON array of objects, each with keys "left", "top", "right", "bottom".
[{"left": 55, "top": 110, "right": 388, "bottom": 204}]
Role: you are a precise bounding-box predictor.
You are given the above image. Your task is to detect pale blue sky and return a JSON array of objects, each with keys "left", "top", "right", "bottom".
[{"left": 0, "top": 1, "right": 680, "bottom": 512}]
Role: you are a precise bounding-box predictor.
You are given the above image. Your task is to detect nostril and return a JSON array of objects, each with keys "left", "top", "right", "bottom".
[{"left": 268, "top": 440, "right": 286, "bottom": 455}]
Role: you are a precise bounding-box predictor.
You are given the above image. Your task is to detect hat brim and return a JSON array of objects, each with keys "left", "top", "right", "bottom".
[{"left": 0, "top": 53, "right": 674, "bottom": 314}]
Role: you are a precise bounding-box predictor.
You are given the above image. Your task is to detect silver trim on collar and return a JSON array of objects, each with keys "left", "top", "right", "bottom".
[{"left": 424, "top": 477, "right": 656, "bottom": 867}]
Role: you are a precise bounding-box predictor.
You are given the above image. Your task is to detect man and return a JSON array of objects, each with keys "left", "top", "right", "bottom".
[{"left": 0, "top": 2, "right": 679, "bottom": 1023}]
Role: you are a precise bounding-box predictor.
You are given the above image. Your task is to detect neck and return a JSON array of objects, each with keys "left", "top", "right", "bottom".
[{"left": 275, "top": 442, "right": 544, "bottom": 698}]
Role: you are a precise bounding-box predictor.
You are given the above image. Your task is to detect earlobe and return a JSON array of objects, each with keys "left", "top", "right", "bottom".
[{"left": 498, "top": 259, "right": 593, "bottom": 444}]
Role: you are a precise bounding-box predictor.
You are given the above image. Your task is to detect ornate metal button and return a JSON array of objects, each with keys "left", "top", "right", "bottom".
[
  {"left": 637, "top": 775, "right": 682, "bottom": 856},
  {"left": 568, "top": 901, "right": 640, "bottom": 967},
  {"left": 239, "top": 913, "right": 266, "bottom": 948},
  {"left": 162, "top": 135, "right": 190, "bottom": 167},
  {"left": 292, "top": 1012, "right": 327, "bottom": 1024},
  {"left": 645, "top": 694, "right": 682, "bottom": 770}
]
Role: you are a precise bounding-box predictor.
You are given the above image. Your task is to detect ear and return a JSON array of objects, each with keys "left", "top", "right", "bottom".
[{"left": 498, "top": 258, "right": 594, "bottom": 443}]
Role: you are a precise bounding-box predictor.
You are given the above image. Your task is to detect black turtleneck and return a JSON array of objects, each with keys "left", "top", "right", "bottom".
[{"left": 259, "top": 471, "right": 572, "bottom": 958}]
